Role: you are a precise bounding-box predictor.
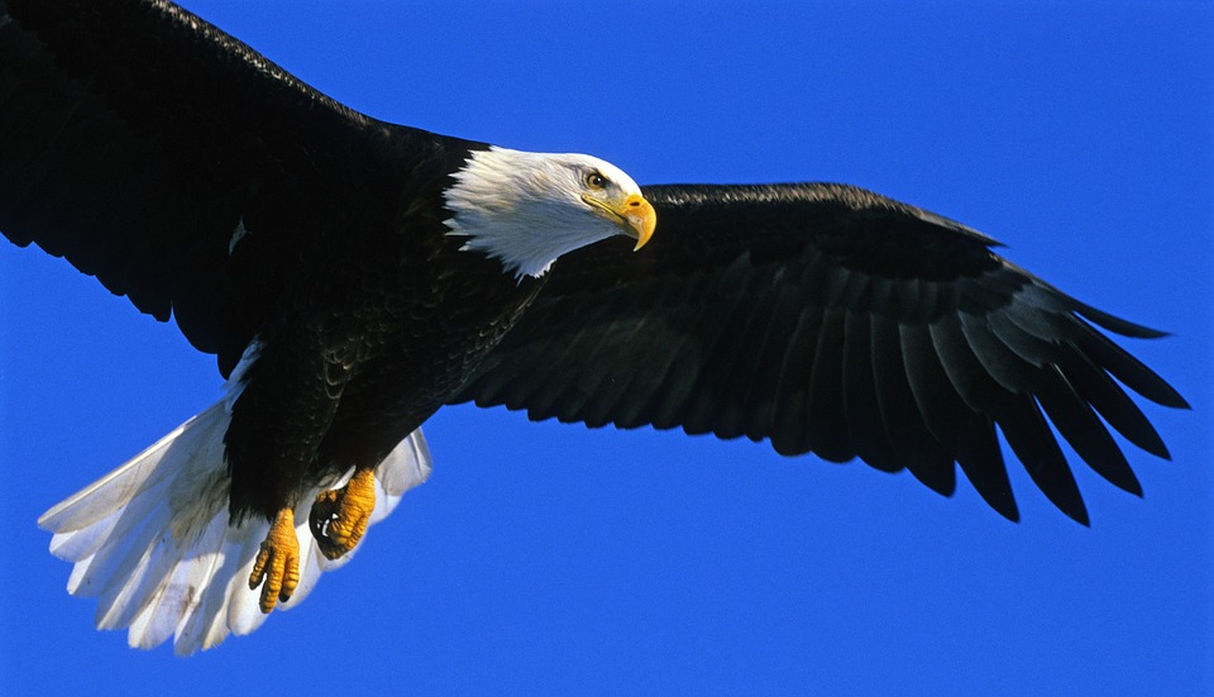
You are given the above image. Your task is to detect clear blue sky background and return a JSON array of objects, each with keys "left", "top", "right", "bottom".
[{"left": 1, "top": 2, "right": 1210, "bottom": 695}]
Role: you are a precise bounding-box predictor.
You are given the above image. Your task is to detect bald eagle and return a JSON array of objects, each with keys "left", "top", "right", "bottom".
[{"left": 0, "top": 0, "right": 1188, "bottom": 654}]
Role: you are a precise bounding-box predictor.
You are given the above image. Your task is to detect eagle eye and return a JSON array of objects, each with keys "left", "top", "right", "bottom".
[{"left": 584, "top": 170, "right": 607, "bottom": 189}]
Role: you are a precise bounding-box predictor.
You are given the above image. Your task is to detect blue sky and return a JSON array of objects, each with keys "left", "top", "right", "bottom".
[{"left": 1, "top": 2, "right": 1210, "bottom": 695}]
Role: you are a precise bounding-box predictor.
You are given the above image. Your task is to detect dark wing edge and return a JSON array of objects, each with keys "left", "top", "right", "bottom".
[
  {"left": 0, "top": 0, "right": 452, "bottom": 375},
  {"left": 451, "top": 182, "right": 1188, "bottom": 524}
]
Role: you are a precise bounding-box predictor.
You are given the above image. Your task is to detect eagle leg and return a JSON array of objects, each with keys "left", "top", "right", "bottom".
[
  {"left": 308, "top": 467, "right": 376, "bottom": 560},
  {"left": 248, "top": 508, "right": 301, "bottom": 613}
]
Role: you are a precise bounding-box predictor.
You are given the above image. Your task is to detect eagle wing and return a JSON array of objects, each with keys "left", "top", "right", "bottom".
[
  {"left": 452, "top": 183, "right": 1189, "bottom": 523},
  {"left": 0, "top": 0, "right": 448, "bottom": 375}
]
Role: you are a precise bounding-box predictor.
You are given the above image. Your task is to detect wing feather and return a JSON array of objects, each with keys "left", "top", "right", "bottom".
[
  {"left": 453, "top": 182, "right": 1186, "bottom": 521},
  {"left": 900, "top": 322, "right": 972, "bottom": 450},
  {"left": 843, "top": 312, "right": 901, "bottom": 473},
  {"left": 0, "top": 0, "right": 463, "bottom": 375},
  {"left": 1035, "top": 367, "right": 1140, "bottom": 496},
  {"left": 955, "top": 415, "right": 1019, "bottom": 521},
  {"left": 770, "top": 307, "right": 825, "bottom": 456},
  {"left": 805, "top": 307, "right": 852, "bottom": 462},
  {"left": 871, "top": 315, "right": 955, "bottom": 491}
]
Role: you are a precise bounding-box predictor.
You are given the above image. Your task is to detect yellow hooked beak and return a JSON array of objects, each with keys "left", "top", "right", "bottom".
[{"left": 583, "top": 192, "right": 657, "bottom": 251}]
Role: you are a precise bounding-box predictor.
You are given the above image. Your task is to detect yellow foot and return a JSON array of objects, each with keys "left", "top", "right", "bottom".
[
  {"left": 308, "top": 467, "right": 376, "bottom": 560},
  {"left": 248, "top": 508, "right": 300, "bottom": 614}
]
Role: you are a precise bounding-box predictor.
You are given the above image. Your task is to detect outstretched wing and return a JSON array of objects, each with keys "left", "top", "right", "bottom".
[
  {"left": 0, "top": 0, "right": 455, "bottom": 375},
  {"left": 452, "top": 183, "right": 1189, "bottom": 523}
]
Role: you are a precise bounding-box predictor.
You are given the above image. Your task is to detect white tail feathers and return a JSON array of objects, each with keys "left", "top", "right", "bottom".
[{"left": 38, "top": 400, "right": 432, "bottom": 655}]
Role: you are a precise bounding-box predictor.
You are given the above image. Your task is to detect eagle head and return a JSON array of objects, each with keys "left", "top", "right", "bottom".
[{"left": 444, "top": 146, "right": 656, "bottom": 278}]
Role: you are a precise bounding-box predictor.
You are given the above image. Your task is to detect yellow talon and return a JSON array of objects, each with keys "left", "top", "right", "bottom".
[
  {"left": 249, "top": 508, "right": 300, "bottom": 614},
  {"left": 308, "top": 467, "right": 376, "bottom": 560}
]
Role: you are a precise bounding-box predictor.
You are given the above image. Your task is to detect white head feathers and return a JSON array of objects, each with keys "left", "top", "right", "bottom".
[{"left": 444, "top": 146, "right": 647, "bottom": 278}]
